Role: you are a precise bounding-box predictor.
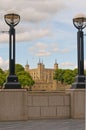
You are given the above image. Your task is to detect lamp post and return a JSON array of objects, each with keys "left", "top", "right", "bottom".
[
  {"left": 4, "top": 13, "right": 21, "bottom": 89},
  {"left": 72, "top": 15, "right": 86, "bottom": 88}
]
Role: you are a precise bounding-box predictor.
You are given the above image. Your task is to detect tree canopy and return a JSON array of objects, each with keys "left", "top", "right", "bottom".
[
  {"left": 0, "top": 64, "right": 85, "bottom": 87},
  {"left": 0, "top": 64, "right": 35, "bottom": 89},
  {"left": 16, "top": 70, "right": 35, "bottom": 89},
  {"left": 15, "top": 64, "right": 35, "bottom": 89},
  {"left": 0, "top": 68, "right": 6, "bottom": 87},
  {"left": 54, "top": 68, "right": 78, "bottom": 85},
  {"left": 15, "top": 64, "right": 24, "bottom": 73}
]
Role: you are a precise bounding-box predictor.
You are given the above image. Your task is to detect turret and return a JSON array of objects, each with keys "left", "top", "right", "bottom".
[
  {"left": 37, "top": 59, "right": 44, "bottom": 70},
  {"left": 42, "top": 59, "right": 45, "bottom": 68},
  {"left": 54, "top": 59, "right": 58, "bottom": 70},
  {"left": 25, "top": 61, "right": 29, "bottom": 71}
]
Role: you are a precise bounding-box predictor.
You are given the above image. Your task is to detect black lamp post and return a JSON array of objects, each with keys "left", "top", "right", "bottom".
[
  {"left": 72, "top": 15, "right": 86, "bottom": 88},
  {"left": 4, "top": 13, "right": 21, "bottom": 89}
]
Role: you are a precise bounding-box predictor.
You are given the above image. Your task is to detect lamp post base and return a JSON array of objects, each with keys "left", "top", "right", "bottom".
[
  {"left": 71, "top": 75, "right": 86, "bottom": 89},
  {"left": 3, "top": 75, "right": 21, "bottom": 89}
]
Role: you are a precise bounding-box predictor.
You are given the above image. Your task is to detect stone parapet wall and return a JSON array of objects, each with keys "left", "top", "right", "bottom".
[
  {"left": 0, "top": 89, "right": 85, "bottom": 121},
  {"left": 66, "top": 89, "right": 85, "bottom": 119},
  {"left": 0, "top": 89, "right": 28, "bottom": 121},
  {"left": 27, "top": 91, "right": 70, "bottom": 119}
]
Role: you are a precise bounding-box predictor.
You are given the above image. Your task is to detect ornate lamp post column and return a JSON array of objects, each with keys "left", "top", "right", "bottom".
[
  {"left": 4, "top": 13, "right": 21, "bottom": 89},
  {"left": 72, "top": 15, "right": 86, "bottom": 88}
]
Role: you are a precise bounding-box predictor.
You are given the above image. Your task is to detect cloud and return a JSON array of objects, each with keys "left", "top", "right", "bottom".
[
  {"left": 60, "top": 62, "right": 74, "bottom": 67},
  {"left": 20, "top": 8, "right": 50, "bottom": 23},
  {"left": 60, "top": 62, "right": 75, "bottom": 69},
  {"left": 65, "top": 60, "right": 86, "bottom": 70},
  {"left": 51, "top": 48, "right": 69, "bottom": 53},
  {"left": 67, "top": 0, "right": 86, "bottom": 9},
  {"left": 49, "top": 43, "right": 70, "bottom": 53},
  {"left": 0, "top": 0, "right": 67, "bottom": 43},
  {"left": 35, "top": 42, "right": 47, "bottom": 50},
  {"left": 69, "top": 60, "right": 86, "bottom": 70},
  {"left": 0, "top": 34, "right": 8, "bottom": 43},
  {"left": 0, "top": 57, "right": 9, "bottom": 70},
  {"left": 36, "top": 51, "right": 51, "bottom": 57},
  {"left": 0, "top": 28, "right": 51, "bottom": 43},
  {"left": 0, "top": 0, "right": 66, "bottom": 22},
  {"left": 17, "top": 28, "right": 51, "bottom": 42},
  {"left": 29, "top": 42, "right": 49, "bottom": 57},
  {"left": 29, "top": 42, "right": 70, "bottom": 57}
]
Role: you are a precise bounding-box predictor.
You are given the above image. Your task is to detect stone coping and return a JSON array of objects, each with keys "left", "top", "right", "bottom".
[
  {"left": 28, "top": 90, "right": 66, "bottom": 93},
  {"left": 66, "top": 89, "right": 86, "bottom": 91},
  {"left": 0, "top": 89, "right": 27, "bottom": 92}
]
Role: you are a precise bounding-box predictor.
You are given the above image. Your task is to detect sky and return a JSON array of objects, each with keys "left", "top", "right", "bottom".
[{"left": 0, "top": 0, "right": 86, "bottom": 70}]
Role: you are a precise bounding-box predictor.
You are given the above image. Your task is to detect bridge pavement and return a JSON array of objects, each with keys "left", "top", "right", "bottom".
[{"left": 0, "top": 119, "right": 85, "bottom": 130}]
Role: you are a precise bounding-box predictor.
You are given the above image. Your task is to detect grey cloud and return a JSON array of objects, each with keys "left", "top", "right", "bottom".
[
  {"left": 20, "top": 8, "right": 50, "bottom": 23},
  {"left": 0, "top": 0, "right": 66, "bottom": 42},
  {"left": 0, "top": 0, "right": 66, "bottom": 22}
]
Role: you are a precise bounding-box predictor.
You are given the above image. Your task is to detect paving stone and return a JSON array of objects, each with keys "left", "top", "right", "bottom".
[{"left": 0, "top": 119, "right": 85, "bottom": 130}]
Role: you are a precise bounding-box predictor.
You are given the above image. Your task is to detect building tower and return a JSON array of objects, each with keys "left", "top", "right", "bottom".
[
  {"left": 37, "top": 58, "right": 44, "bottom": 70},
  {"left": 25, "top": 60, "right": 29, "bottom": 71},
  {"left": 54, "top": 59, "right": 58, "bottom": 70}
]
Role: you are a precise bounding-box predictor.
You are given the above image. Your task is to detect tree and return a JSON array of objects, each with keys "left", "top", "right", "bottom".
[
  {"left": 73, "top": 68, "right": 78, "bottom": 76},
  {"left": 15, "top": 64, "right": 35, "bottom": 89},
  {"left": 15, "top": 64, "right": 24, "bottom": 73},
  {"left": 0, "top": 64, "right": 35, "bottom": 89},
  {"left": 0, "top": 75, "right": 6, "bottom": 86},
  {"left": 0, "top": 68, "right": 4, "bottom": 74},
  {"left": 0, "top": 68, "right": 6, "bottom": 87},
  {"left": 17, "top": 71, "right": 35, "bottom": 89},
  {"left": 54, "top": 69, "right": 65, "bottom": 83},
  {"left": 63, "top": 69, "right": 75, "bottom": 84},
  {"left": 54, "top": 68, "right": 78, "bottom": 85}
]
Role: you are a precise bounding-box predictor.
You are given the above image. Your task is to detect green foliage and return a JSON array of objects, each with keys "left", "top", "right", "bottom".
[
  {"left": 15, "top": 64, "right": 35, "bottom": 89},
  {"left": 0, "top": 68, "right": 6, "bottom": 86},
  {"left": 0, "top": 63, "right": 85, "bottom": 88},
  {"left": 0, "top": 64, "right": 35, "bottom": 89},
  {"left": 15, "top": 64, "right": 24, "bottom": 73},
  {"left": 54, "top": 69, "right": 65, "bottom": 83},
  {"left": 63, "top": 69, "right": 75, "bottom": 84},
  {"left": 0, "top": 74, "right": 6, "bottom": 86},
  {"left": 17, "top": 71, "right": 35, "bottom": 88},
  {"left": 0, "top": 68, "right": 4, "bottom": 74},
  {"left": 54, "top": 68, "right": 78, "bottom": 85},
  {"left": 85, "top": 70, "right": 86, "bottom": 75}
]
